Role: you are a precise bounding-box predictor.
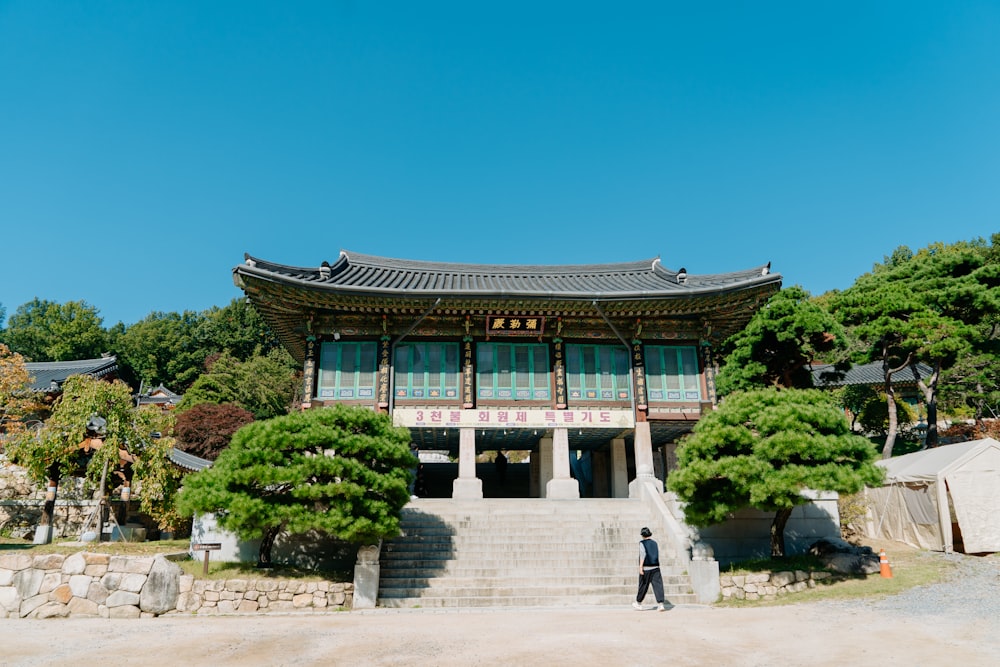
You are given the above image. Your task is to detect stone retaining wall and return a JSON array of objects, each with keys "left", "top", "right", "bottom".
[
  {"left": 720, "top": 570, "right": 839, "bottom": 601},
  {"left": 0, "top": 552, "right": 353, "bottom": 619}
]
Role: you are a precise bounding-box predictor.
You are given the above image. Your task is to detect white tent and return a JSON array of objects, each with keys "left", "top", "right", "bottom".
[{"left": 863, "top": 438, "right": 1000, "bottom": 553}]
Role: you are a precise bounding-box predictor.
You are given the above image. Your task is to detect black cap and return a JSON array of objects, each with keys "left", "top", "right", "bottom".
[{"left": 640, "top": 527, "right": 652, "bottom": 537}]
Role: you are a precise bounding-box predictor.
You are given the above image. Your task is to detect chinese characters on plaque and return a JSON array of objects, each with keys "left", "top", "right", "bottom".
[
  {"left": 486, "top": 316, "right": 545, "bottom": 335},
  {"left": 377, "top": 338, "right": 391, "bottom": 407},
  {"left": 631, "top": 341, "right": 648, "bottom": 410}
]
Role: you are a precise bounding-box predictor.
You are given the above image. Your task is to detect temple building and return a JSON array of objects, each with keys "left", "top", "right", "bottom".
[{"left": 233, "top": 251, "right": 781, "bottom": 500}]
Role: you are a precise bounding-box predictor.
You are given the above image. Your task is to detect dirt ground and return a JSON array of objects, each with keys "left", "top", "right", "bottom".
[{"left": 2, "top": 600, "right": 997, "bottom": 667}]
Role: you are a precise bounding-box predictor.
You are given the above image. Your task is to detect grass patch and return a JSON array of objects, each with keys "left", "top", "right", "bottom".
[
  {"left": 0, "top": 536, "right": 190, "bottom": 557},
  {"left": 177, "top": 558, "right": 351, "bottom": 582},
  {"left": 716, "top": 540, "right": 956, "bottom": 607}
]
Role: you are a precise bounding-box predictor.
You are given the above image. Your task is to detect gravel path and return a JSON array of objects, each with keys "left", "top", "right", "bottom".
[{"left": 2, "top": 552, "right": 997, "bottom": 667}]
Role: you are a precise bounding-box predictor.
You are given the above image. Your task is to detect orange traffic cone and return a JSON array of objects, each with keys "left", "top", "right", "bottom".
[{"left": 879, "top": 548, "right": 893, "bottom": 578}]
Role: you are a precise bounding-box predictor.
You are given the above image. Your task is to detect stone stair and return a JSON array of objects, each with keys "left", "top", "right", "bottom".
[{"left": 377, "top": 498, "right": 696, "bottom": 608}]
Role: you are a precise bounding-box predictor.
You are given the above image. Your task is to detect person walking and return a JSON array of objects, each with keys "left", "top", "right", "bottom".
[{"left": 634, "top": 527, "right": 666, "bottom": 611}]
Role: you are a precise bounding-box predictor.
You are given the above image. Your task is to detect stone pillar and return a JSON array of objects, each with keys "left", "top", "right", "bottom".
[
  {"left": 352, "top": 543, "right": 381, "bottom": 609},
  {"left": 538, "top": 436, "right": 553, "bottom": 498},
  {"left": 452, "top": 427, "right": 483, "bottom": 499},
  {"left": 610, "top": 437, "right": 628, "bottom": 498},
  {"left": 545, "top": 428, "right": 580, "bottom": 499},
  {"left": 629, "top": 421, "right": 661, "bottom": 498}
]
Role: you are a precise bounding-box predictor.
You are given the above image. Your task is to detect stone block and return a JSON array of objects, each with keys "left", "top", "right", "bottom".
[
  {"left": 87, "top": 581, "right": 110, "bottom": 605},
  {"left": 20, "top": 594, "right": 49, "bottom": 617},
  {"left": 237, "top": 599, "right": 259, "bottom": 613},
  {"left": 123, "top": 557, "right": 154, "bottom": 575},
  {"left": 101, "top": 572, "right": 123, "bottom": 591},
  {"left": 244, "top": 590, "right": 259, "bottom": 601},
  {"left": 69, "top": 574, "right": 92, "bottom": 598},
  {"left": 0, "top": 553, "right": 33, "bottom": 571},
  {"left": 292, "top": 593, "right": 313, "bottom": 608},
  {"left": 32, "top": 554, "right": 65, "bottom": 571},
  {"left": 32, "top": 602, "right": 70, "bottom": 619},
  {"left": 106, "top": 590, "right": 140, "bottom": 607},
  {"left": 256, "top": 580, "right": 278, "bottom": 592},
  {"left": 221, "top": 590, "right": 235, "bottom": 600},
  {"left": 204, "top": 590, "right": 220, "bottom": 602},
  {"left": 225, "top": 579, "right": 248, "bottom": 593},
  {"left": 13, "top": 568, "right": 44, "bottom": 598},
  {"left": 328, "top": 590, "right": 346, "bottom": 606},
  {"left": 179, "top": 574, "right": 194, "bottom": 593},
  {"left": 109, "top": 605, "right": 141, "bottom": 619},
  {"left": 39, "top": 571, "right": 61, "bottom": 594},
  {"left": 84, "top": 563, "right": 109, "bottom": 577},
  {"left": 176, "top": 591, "right": 202, "bottom": 613},
  {"left": 119, "top": 573, "right": 147, "bottom": 593},
  {"left": 0, "top": 586, "right": 19, "bottom": 612},
  {"left": 0, "top": 568, "right": 13, "bottom": 586},
  {"left": 794, "top": 570, "right": 809, "bottom": 582},
  {"left": 62, "top": 553, "right": 87, "bottom": 575},
  {"left": 67, "top": 596, "right": 100, "bottom": 616},
  {"left": 217, "top": 599, "right": 236, "bottom": 614},
  {"left": 83, "top": 552, "right": 111, "bottom": 566},
  {"left": 771, "top": 571, "right": 796, "bottom": 587}
]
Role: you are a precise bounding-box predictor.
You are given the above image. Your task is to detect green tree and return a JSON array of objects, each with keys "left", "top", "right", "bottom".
[
  {"left": 178, "top": 349, "right": 299, "bottom": 420},
  {"left": 832, "top": 238, "right": 997, "bottom": 454},
  {"left": 666, "top": 388, "right": 883, "bottom": 557},
  {"left": 4, "top": 375, "right": 181, "bottom": 528},
  {"left": 110, "top": 310, "right": 208, "bottom": 393},
  {"left": 176, "top": 404, "right": 416, "bottom": 567},
  {"left": 197, "top": 298, "right": 281, "bottom": 361},
  {"left": 716, "top": 286, "right": 849, "bottom": 394},
  {"left": 2, "top": 299, "right": 108, "bottom": 362}
]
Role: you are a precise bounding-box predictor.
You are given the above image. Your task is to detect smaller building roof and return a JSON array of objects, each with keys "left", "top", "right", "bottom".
[
  {"left": 811, "top": 361, "right": 934, "bottom": 388},
  {"left": 23, "top": 356, "right": 119, "bottom": 393},
  {"left": 168, "top": 447, "right": 213, "bottom": 472}
]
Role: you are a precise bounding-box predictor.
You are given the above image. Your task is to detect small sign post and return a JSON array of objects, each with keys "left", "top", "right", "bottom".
[{"left": 192, "top": 542, "right": 222, "bottom": 576}]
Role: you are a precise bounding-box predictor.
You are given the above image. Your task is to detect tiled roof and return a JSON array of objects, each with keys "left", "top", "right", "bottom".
[
  {"left": 812, "top": 362, "right": 934, "bottom": 388},
  {"left": 23, "top": 357, "right": 119, "bottom": 393},
  {"left": 168, "top": 447, "right": 213, "bottom": 471},
  {"left": 235, "top": 251, "right": 779, "bottom": 300}
]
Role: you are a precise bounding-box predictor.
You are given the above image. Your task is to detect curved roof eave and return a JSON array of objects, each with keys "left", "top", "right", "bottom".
[{"left": 234, "top": 251, "right": 781, "bottom": 301}]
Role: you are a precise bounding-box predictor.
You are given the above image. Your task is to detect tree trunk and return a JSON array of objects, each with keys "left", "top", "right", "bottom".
[
  {"left": 257, "top": 524, "right": 283, "bottom": 568},
  {"left": 770, "top": 507, "right": 794, "bottom": 557},
  {"left": 911, "top": 361, "right": 941, "bottom": 448},
  {"left": 883, "top": 364, "right": 899, "bottom": 460}
]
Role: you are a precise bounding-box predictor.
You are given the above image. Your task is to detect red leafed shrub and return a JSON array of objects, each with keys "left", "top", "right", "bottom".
[{"left": 174, "top": 403, "right": 254, "bottom": 461}]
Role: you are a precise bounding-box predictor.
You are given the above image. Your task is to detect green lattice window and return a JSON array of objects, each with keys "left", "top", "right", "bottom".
[
  {"left": 393, "top": 342, "right": 461, "bottom": 399},
  {"left": 317, "top": 341, "right": 377, "bottom": 399},
  {"left": 644, "top": 345, "right": 701, "bottom": 402},
  {"left": 477, "top": 343, "right": 550, "bottom": 400},
  {"left": 566, "top": 344, "right": 631, "bottom": 401}
]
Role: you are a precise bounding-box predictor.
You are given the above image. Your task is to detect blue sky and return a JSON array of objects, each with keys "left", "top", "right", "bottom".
[{"left": 1, "top": 2, "right": 998, "bottom": 327}]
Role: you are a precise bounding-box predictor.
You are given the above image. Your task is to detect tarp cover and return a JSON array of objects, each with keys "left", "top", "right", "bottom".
[{"left": 864, "top": 438, "right": 1000, "bottom": 553}]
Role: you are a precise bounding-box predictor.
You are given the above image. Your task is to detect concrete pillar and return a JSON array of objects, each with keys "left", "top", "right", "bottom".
[
  {"left": 545, "top": 428, "right": 580, "bottom": 499},
  {"left": 610, "top": 437, "right": 628, "bottom": 499},
  {"left": 452, "top": 427, "right": 483, "bottom": 499},
  {"left": 538, "top": 436, "right": 553, "bottom": 498},
  {"left": 629, "top": 421, "right": 661, "bottom": 498}
]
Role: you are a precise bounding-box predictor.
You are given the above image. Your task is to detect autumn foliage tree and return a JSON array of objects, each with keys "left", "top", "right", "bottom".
[
  {"left": 174, "top": 402, "right": 254, "bottom": 461},
  {"left": 176, "top": 404, "right": 416, "bottom": 567}
]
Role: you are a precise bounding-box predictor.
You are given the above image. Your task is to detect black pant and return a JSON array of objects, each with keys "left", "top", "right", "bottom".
[{"left": 636, "top": 568, "right": 664, "bottom": 604}]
